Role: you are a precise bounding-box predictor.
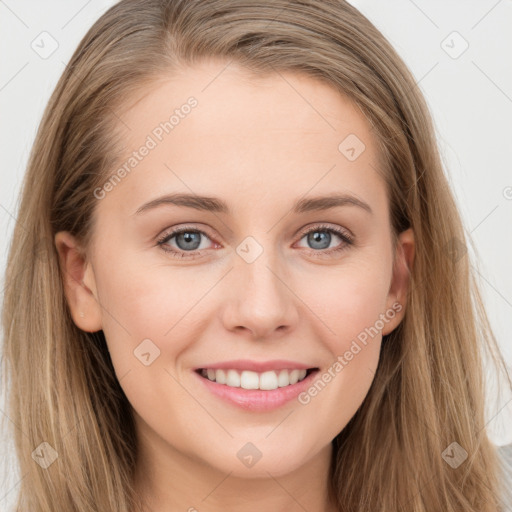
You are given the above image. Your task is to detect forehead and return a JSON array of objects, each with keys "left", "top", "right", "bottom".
[{"left": 99, "top": 60, "right": 387, "bottom": 219}]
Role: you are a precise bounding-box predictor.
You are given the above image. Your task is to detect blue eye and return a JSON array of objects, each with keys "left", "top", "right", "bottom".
[
  {"left": 157, "top": 226, "right": 214, "bottom": 259},
  {"left": 157, "top": 224, "right": 354, "bottom": 260},
  {"left": 296, "top": 225, "right": 354, "bottom": 254}
]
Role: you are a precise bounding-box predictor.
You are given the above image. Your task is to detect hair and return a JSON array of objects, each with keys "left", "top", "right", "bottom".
[{"left": 2, "top": 0, "right": 511, "bottom": 510}]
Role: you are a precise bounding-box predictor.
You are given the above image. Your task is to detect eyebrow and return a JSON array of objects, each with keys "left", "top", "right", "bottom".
[{"left": 133, "top": 192, "right": 373, "bottom": 216}]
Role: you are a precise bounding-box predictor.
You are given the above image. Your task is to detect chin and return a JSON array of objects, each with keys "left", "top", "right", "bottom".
[{"left": 203, "top": 441, "right": 316, "bottom": 479}]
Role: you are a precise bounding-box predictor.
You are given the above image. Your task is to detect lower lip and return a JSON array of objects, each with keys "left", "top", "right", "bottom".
[{"left": 193, "top": 369, "right": 319, "bottom": 412}]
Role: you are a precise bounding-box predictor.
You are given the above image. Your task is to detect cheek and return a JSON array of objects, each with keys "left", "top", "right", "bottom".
[
  {"left": 299, "top": 256, "right": 392, "bottom": 354},
  {"left": 92, "top": 260, "right": 202, "bottom": 430},
  {"left": 96, "top": 243, "right": 393, "bottom": 355},
  {"left": 292, "top": 259, "right": 393, "bottom": 436},
  {"left": 91, "top": 256, "right": 199, "bottom": 369}
]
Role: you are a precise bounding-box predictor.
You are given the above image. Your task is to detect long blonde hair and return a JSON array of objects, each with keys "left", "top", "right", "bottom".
[{"left": 2, "top": 1, "right": 511, "bottom": 510}]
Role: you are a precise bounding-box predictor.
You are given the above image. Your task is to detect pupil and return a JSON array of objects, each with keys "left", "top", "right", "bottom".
[
  {"left": 309, "top": 231, "right": 330, "bottom": 250},
  {"left": 178, "top": 232, "right": 200, "bottom": 250}
]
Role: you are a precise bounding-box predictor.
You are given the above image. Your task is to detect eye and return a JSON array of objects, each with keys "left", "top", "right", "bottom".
[
  {"left": 157, "top": 226, "right": 216, "bottom": 259},
  {"left": 156, "top": 223, "right": 354, "bottom": 260},
  {"left": 295, "top": 224, "right": 354, "bottom": 256}
]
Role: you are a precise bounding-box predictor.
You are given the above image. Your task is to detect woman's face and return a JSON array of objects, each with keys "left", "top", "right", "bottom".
[{"left": 57, "top": 59, "right": 413, "bottom": 482}]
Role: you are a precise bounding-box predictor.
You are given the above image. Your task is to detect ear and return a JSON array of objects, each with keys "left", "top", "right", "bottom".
[
  {"left": 54, "top": 231, "right": 102, "bottom": 333},
  {"left": 382, "top": 227, "right": 415, "bottom": 335}
]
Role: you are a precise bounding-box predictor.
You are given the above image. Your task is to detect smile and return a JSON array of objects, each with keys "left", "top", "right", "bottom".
[
  {"left": 193, "top": 364, "right": 320, "bottom": 412},
  {"left": 197, "top": 368, "right": 315, "bottom": 391}
]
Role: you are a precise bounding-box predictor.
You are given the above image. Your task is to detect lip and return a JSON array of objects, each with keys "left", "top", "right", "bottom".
[
  {"left": 193, "top": 359, "right": 314, "bottom": 372},
  {"left": 193, "top": 367, "right": 320, "bottom": 412}
]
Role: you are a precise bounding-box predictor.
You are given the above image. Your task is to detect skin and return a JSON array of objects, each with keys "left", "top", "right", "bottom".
[{"left": 55, "top": 59, "right": 414, "bottom": 512}]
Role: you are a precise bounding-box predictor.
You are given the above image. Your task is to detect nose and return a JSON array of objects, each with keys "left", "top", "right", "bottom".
[{"left": 220, "top": 248, "right": 300, "bottom": 340}]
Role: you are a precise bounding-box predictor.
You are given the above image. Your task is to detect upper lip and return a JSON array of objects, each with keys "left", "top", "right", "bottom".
[{"left": 194, "top": 359, "right": 318, "bottom": 372}]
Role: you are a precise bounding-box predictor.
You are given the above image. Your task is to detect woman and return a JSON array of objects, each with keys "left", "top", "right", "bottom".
[{"left": 2, "top": 0, "right": 511, "bottom": 510}]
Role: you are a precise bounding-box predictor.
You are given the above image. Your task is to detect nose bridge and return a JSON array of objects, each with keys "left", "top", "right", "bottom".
[
  {"left": 237, "top": 234, "right": 288, "bottom": 307},
  {"left": 222, "top": 233, "right": 298, "bottom": 337}
]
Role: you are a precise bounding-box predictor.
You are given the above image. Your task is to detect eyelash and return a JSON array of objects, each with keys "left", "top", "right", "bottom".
[{"left": 156, "top": 223, "right": 354, "bottom": 260}]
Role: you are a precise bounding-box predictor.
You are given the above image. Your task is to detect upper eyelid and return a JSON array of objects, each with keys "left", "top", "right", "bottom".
[{"left": 297, "top": 223, "right": 352, "bottom": 237}]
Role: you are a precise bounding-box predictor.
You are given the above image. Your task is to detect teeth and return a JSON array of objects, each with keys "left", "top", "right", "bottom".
[
  {"left": 277, "top": 370, "right": 290, "bottom": 387},
  {"left": 289, "top": 369, "right": 300, "bottom": 385},
  {"left": 216, "top": 369, "right": 227, "bottom": 385},
  {"left": 201, "top": 368, "right": 309, "bottom": 390},
  {"left": 226, "top": 369, "right": 241, "bottom": 387},
  {"left": 259, "top": 371, "right": 278, "bottom": 390},
  {"left": 240, "top": 370, "right": 259, "bottom": 389}
]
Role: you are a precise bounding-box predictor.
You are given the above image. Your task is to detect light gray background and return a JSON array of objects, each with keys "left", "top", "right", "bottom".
[{"left": 1, "top": 1, "right": 511, "bottom": 510}]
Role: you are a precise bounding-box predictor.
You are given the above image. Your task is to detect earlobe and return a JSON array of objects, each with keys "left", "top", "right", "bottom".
[
  {"left": 54, "top": 231, "right": 103, "bottom": 333},
  {"left": 382, "top": 228, "right": 415, "bottom": 335}
]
